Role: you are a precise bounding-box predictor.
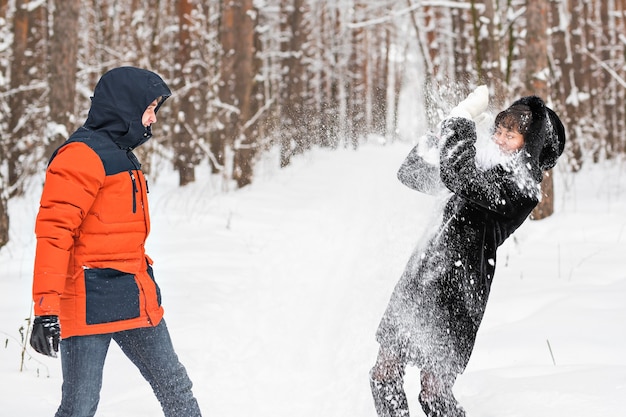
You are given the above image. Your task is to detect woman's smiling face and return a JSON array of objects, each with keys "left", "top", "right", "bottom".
[{"left": 492, "top": 125, "right": 525, "bottom": 154}]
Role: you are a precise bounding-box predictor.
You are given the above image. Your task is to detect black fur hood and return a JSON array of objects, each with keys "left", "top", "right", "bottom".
[{"left": 508, "top": 96, "right": 566, "bottom": 180}]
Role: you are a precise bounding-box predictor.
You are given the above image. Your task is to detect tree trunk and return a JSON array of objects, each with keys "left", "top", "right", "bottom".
[
  {"left": 451, "top": 5, "right": 469, "bottom": 83},
  {"left": 7, "top": 0, "right": 47, "bottom": 195},
  {"left": 280, "top": 0, "right": 308, "bottom": 166},
  {"left": 0, "top": 149, "right": 7, "bottom": 248},
  {"left": 47, "top": 0, "right": 80, "bottom": 154},
  {"left": 566, "top": 0, "right": 586, "bottom": 171},
  {"left": 346, "top": 2, "right": 366, "bottom": 149},
  {"left": 372, "top": 27, "right": 390, "bottom": 138},
  {"left": 617, "top": 0, "right": 626, "bottom": 155},
  {"left": 599, "top": 0, "right": 617, "bottom": 157},
  {"left": 218, "top": 0, "right": 257, "bottom": 185},
  {"left": 319, "top": 4, "right": 340, "bottom": 148},
  {"left": 406, "top": 0, "right": 437, "bottom": 130},
  {"left": 525, "top": 0, "right": 554, "bottom": 220},
  {"left": 233, "top": 7, "right": 261, "bottom": 188},
  {"left": 173, "top": 0, "right": 197, "bottom": 186}
]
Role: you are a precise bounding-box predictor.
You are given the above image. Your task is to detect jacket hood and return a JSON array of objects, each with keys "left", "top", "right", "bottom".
[
  {"left": 84, "top": 67, "right": 172, "bottom": 150},
  {"left": 508, "top": 96, "right": 566, "bottom": 181}
]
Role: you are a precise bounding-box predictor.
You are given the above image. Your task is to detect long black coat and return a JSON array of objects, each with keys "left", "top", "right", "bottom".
[{"left": 376, "top": 117, "right": 541, "bottom": 375}]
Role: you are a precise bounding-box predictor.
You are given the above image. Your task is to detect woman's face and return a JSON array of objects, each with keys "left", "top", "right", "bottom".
[{"left": 493, "top": 125, "right": 525, "bottom": 154}]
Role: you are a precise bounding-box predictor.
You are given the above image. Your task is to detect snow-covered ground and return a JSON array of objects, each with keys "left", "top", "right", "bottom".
[{"left": 1, "top": 142, "right": 625, "bottom": 417}]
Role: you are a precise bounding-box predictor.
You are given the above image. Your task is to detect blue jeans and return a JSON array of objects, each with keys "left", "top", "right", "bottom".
[{"left": 55, "top": 320, "right": 202, "bottom": 417}]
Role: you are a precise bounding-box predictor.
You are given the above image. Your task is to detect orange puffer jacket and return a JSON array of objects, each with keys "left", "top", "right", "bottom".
[{"left": 32, "top": 67, "right": 171, "bottom": 338}]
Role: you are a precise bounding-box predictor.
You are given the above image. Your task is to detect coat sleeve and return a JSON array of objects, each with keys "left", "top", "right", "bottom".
[
  {"left": 397, "top": 132, "right": 445, "bottom": 195},
  {"left": 32, "top": 142, "right": 105, "bottom": 316},
  {"left": 439, "top": 117, "right": 538, "bottom": 218}
]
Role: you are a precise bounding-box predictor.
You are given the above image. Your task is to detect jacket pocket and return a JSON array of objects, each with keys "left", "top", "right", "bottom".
[
  {"left": 84, "top": 268, "right": 140, "bottom": 325},
  {"left": 146, "top": 263, "right": 162, "bottom": 306}
]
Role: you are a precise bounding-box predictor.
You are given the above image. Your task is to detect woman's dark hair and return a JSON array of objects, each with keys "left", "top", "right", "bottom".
[{"left": 494, "top": 104, "right": 532, "bottom": 135}]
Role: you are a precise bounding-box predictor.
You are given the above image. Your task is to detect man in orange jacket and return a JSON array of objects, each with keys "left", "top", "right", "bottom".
[{"left": 30, "top": 66, "right": 202, "bottom": 417}]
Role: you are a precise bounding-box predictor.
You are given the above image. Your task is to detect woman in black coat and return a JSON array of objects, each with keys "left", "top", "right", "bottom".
[{"left": 370, "top": 90, "right": 566, "bottom": 417}]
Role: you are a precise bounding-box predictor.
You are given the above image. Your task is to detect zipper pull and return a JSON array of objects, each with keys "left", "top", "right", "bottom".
[{"left": 129, "top": 171, "right": 138, "bottom": 213}]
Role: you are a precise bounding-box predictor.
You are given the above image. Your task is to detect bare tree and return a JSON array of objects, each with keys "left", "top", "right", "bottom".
[
  {"left": 216, "top": 0, "right": 258, "bottom": 186},
  {"left": 370, "top": 26, "right": 390, "bottom": 137},
  {"left": 524, "top": 0, "right": 554, "bottom": 220},
  {"left": 599, "top": 0, "right": 617, "bottom": 156},
  {"left": 0, "top": 179, "right": 6, "bottom": 248},
  {"left": 0, "top": 0, "right": 9, "bottom": 246},
  {"left": 47, "top": 0, "right": 80, "bottom": 154},
  {"left": 406, "top": 1, "right": 438, "bottom": 130},
  {"left": 346, "top": 1, "right": 367, "bottom": 148},
  {"left": 173, "top": 0, "right": 200, "bottom": 186},
  {"left": 316, "top": 3, "right": 342, "bottom": 148},
  {"left": 279, "top": 0, "right": 310, "bottom": 166},
  {"left": 7, "top": 0, "right": 47, "bottom": 195},
  {"left": 0, "top": 134, "right": 7, "bottom": 248},
  {"left": 563, "top": 0, "right": 588, "bottom": 171}
]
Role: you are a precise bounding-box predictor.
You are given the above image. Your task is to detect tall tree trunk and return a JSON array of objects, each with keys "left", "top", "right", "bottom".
[
  {"left": 525, "top": 0, "right": 554, "bottom": 220},
  {"left": 319, "top": 4, "right": 340, "bottom": 148},
  {"left": 390, "top": 38, "right": 406, "bottom": 142},
  {"left": 406, "top": 0, "right": 437, "bottom": 130},
  {"left": 47, "top": 0, "right": 80, "bottom": 154},
  {"left": 347, "top": 4, "right": 366, "bottom": 149},
  {"left": 217, "top": 0, "right": 257, "bottom": 185},
  {"left": 0, "top": 0, "right": 6, "bottom": 246},
  {"left": 7, "top": 0, "right": 46, "bottom": 195},
  {"left": 372, "top": 27, "right": 389, "bottom": 138},
  {"left": 566, "top": 0, "right": 587, "bottom": 171},
  {"left": 484, "top": 0, "right": 505, "bottom": 101},
  {"left": 617, "top": 0, "right": 626, "bottom": 154},
  {"left": 0, "top": 136, "right": 7, "bottom": 247},
  {"left": 469, "top": 0, "right": 484, "bottom": 82},
  {"left": 599, "top": 0, "right": 617, "bottom": 157},
  {"left": 173, "top": 0, "right": 197, "bottom": 186},
  {"left": 233, "top": 10, "right": 261, "bottom": 188},
  {"left": 451, "top": 5, "right": 469, "bottom": 83},
  {"left": 280, "top": 0, "right": 308, "bottom": 166}
]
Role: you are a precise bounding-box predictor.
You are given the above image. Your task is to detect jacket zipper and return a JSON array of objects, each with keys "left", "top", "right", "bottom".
[{"left": 129, "top": 171, "right": 138, "bottom": 213}]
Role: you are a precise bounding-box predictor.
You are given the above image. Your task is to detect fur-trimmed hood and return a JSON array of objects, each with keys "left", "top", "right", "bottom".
[{"left": 507, "top": 96, "right": 566, "bottom": 180}]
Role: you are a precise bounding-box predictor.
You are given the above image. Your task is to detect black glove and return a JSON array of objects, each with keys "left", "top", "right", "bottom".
[{"left": 30, "top": 315, "right": 60, "bottom": 357}]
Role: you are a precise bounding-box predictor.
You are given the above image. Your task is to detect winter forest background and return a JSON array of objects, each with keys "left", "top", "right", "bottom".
[
  {"left": 1, "top": 2, "right": 626, "bottom": 416},
  {"left": 1, "top": 0, "right": 626, "bottom": 246}
]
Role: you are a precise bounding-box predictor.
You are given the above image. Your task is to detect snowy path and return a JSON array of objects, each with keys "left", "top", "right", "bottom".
[
  {"left": 1, "top": 143, "right": 625, "bottom": 417},
  {"left": 145, "top": 144, "right": 430, "bottom": 417}
]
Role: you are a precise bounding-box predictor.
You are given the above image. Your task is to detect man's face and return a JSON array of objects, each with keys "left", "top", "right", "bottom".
[
  {"left": 493, "top": 125, "right": 525, "bottom": 154},
  {"left": 142, "top": 98, "right": 159, "bottom": 127}
]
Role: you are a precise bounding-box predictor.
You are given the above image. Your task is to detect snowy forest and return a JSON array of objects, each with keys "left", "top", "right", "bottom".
[{"left": 1, "top": 0, "right": 626, "bottom": 249}]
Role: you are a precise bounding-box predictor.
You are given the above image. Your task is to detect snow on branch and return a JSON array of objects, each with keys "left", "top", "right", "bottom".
[
  {"left": 348, "top": 0, "right": 484, "bottom": 29},
  {"left": 242, "top": 97, "right": 275, "bottom": 134},
  {"left": 0, "top": 82, "right": 47, "bottom": 99},
  {"left": 581, "top": 48, "right": 626, "bottom": 90}
]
